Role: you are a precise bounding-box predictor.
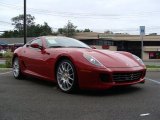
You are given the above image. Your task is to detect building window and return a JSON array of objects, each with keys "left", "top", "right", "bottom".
[
  {"left": 149, "top": 52, "right": 160, "bottom": 59},
  {"left": 104, "top": 40, "right": 114, "bottom": 46}
]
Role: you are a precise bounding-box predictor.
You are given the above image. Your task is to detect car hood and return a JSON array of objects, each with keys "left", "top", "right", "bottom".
[{"left": 81, "top": 49, "right": 140, "bottom": 68}]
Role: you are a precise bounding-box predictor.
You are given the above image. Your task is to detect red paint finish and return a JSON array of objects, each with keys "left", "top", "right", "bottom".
[{"left": 13, "top": 36, "right": 146, "bottom": 90}]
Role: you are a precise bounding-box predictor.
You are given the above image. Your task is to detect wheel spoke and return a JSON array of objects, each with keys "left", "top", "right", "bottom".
[
  {"left": 69, "top": 73, "right": 73, "bottom": 76},
  {"left": 65, "top": 81, "right": 69, "bottom": 88},
  {"left": 58, "top": 71, "right": 62, "bottom": 75},
  {"left": 62, "top": 64, "right": 65, "bottom": 71},
  {"left": 59, "top": 67, "right": 63, "bottom": 73},
  {"left": 67, "top": 80, "right": 72, "bottom": 86},
  {"left": 64, "top": 63, "right": 67, "bottom": 70},
  {"left": 67, "top": 67, "right": 72, "bottom": 71},
  {"left": 68, "top": 77, "right": 74, "bottom": 81},
  {"left": 59, "top": 79, "right": 63, "bottom": 84},
  {"left": 67, "top": 64, "right": 71, "bottom": 71},
  {"left": 62, "top": 81, "right": 67, "bottom": 89}
]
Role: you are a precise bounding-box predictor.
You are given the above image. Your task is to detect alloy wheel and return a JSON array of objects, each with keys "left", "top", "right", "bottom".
[
  {"left": 57, "top": 60, "right": 75, "bottom": 92},
  {"left": 13, "top": 58, "right": 20, "bottom": 78}
]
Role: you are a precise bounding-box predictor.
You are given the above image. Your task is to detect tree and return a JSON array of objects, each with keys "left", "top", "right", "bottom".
[
  {"left": 104, "top": 30, "right": 113, "bottom": 34},
  {"left": 1, "top": 30, "right": 19, "bottom": 38},
  {"left": 1, "top": 22, "right": 53, "bottom": 37},
  {"left": 39, "top": 22, "right": 52, "bottom": 36},
  {"left": 27, "top": 22, "right": 52, "bottom": 37},
  {"left": 1, "top": 15, "right": 79, "bottom": 38},
  {"left": 76, "top": 29, "right": 83, "bottom": 33},
  {"left": 11, "top": 14, "right": 35, "bottom": 32},
  {"left": 58, "top": 28, "right": 65, "bottom": 34},
  {"left": 58, "top": 21, "right": 77, "bottom": 37},
  {"left": 65, "top": 21, "right": 77, "bottom": 37},
  {"left": 83, "top": 28, "right": 92, "bottom": 32}
]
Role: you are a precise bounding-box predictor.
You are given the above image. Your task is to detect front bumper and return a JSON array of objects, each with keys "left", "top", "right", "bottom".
[{"left": 77, "top": 66, "right": 146, "bottom": 90}]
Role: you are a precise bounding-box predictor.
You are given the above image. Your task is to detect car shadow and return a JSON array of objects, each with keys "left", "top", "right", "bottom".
[
  {"left": 22, "top": 76, "right": 57, "bottom": 88},
  {"left": 21, "top": 76, "right": 144, "bottom": 96},
  {"left": 75, "top": 85, "right": 144, "bottom": 96}
]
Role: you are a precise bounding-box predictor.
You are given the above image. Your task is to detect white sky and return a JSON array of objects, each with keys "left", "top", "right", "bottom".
[{"left": 0, "top": 0, "right": 160, "bottom": 34}]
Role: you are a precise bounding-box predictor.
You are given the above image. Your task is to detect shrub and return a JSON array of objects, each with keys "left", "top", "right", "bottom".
[
  {"left": 3, "top": 50, "right": 13, "bottom": 68},
  {"left": 0, "top": 64, "right": 6, "bottom": 68},
  {"left": 0, "top": 53, "right": 3, "bottom": 58}
]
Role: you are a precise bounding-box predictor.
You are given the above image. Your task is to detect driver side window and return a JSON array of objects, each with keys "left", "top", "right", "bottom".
[{"left": 30, "top": 38, "right": 42, "bottom": 48}]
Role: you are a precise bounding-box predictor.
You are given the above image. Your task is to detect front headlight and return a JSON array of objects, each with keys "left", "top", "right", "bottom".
[
  {"left": 83, "top": 53, "right": 104, "bottom": 67},
  {"left": 132, "top": 54, "right": 144, "bottom": 65}
]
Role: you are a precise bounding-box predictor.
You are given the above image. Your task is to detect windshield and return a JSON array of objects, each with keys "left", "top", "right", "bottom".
[{"left": 45, "top": 37, "right": 90, "bottom": 48}]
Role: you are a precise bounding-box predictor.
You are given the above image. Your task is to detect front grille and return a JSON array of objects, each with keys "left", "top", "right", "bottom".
[{"left": 113, "top": 71, "right": 143, "bottom": 82}]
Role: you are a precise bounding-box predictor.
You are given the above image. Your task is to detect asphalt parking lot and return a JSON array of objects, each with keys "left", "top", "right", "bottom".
[{"left": 0, "top": 71, "right": 160, "bottom": 120}]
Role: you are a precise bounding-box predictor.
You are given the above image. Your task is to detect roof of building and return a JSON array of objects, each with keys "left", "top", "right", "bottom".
[
  {"left": 74, "top": 32, "right": 160, "bottom": 41},
  {"left": 74, "top": 32, "right": 99, "bottom": 39},
  {"left": 0, "top": 37, "right": 34, "bottom": 44},
  {"left": 111, "top": 35, "right": 160, "bottom": 41}
]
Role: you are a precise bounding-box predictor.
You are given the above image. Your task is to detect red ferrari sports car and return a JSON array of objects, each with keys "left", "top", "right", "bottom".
[{"left": 12, "top": 36, "right": 146, "bottom": 93}]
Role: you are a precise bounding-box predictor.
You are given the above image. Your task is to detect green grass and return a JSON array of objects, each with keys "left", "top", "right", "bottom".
[
  {"left": 146, "top": 65, "right": 160, "bottom": 68},
  {"left": 0, "top": 64, "right": 7, "bottom": 68}
]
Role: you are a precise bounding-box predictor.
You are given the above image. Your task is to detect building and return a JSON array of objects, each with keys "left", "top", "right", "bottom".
[
  {"left": 74, "top": 32, "right": 160, "bottom": 61},
  {"left": 0, "top": 37, "right": 33, "bottom": 51},
  {"left": 0, "top": 33, "right": 160, "bottom": 61}
]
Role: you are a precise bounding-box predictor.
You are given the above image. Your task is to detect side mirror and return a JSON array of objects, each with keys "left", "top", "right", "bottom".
[
  {"left": 30, "top": 43, "right": 42, "bottom": 49},
  {"left": 91, "top": 46, "right": 96, "bottom": 49}
]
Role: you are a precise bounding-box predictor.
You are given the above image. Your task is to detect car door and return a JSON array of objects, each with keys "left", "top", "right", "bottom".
[{"left": 23, "top": 38, "right": 45, "bottom": 76}]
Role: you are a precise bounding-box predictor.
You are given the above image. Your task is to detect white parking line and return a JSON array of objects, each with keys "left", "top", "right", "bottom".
[
  {"left": 140, "top": 113, "right": 150, "bottom": 117},
  {"left": 146, "top": 78, "right": 160, "bottom": 84},
  {"left": 0, "top": 71, "right": 12, "bottom": 75}
]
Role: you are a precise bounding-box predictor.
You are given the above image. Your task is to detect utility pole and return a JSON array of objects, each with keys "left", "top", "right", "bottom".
[
  {"left": 24, "top": 0, "right": 27, "bottom": 44},
  {"left": 67, "top": 20, "right": 69, "bottom": 37},
  {"left": 141, "top": 35, "right": 144, "bottom": 59},
  {"left": 140, "top": 26, "right": 145, "bottom": 60}
]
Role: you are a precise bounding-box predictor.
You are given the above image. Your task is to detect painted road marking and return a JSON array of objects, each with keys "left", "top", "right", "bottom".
[
  {"left": 140, "top": 113, "right": 150, "bottom": 117},
  {"left": 0, "top": 71, "right": 12, "bottom": 75},
  {"left": 146, "top": 78, "right": 160, "bottom": 84}
]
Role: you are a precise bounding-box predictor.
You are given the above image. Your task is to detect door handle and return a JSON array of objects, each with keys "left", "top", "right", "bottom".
[{"left": 42, "top": 50, "right": 50, "bottom": 55}]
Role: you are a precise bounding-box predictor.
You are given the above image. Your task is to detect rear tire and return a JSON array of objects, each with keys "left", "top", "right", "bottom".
[
  {"left": 12, "top": 57, "right": 23, "bottom": 79},
  {"left": 56, "top": 59, "right": 78, "bottom": 93}
]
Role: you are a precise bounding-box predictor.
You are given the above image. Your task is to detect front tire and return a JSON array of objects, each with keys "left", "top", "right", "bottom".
[
  {"left": 12, "top": 57, "right": 23, "bottom": 79},
  {"left": 56, "top": 59, "right": 78, "bottom": 93}
]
